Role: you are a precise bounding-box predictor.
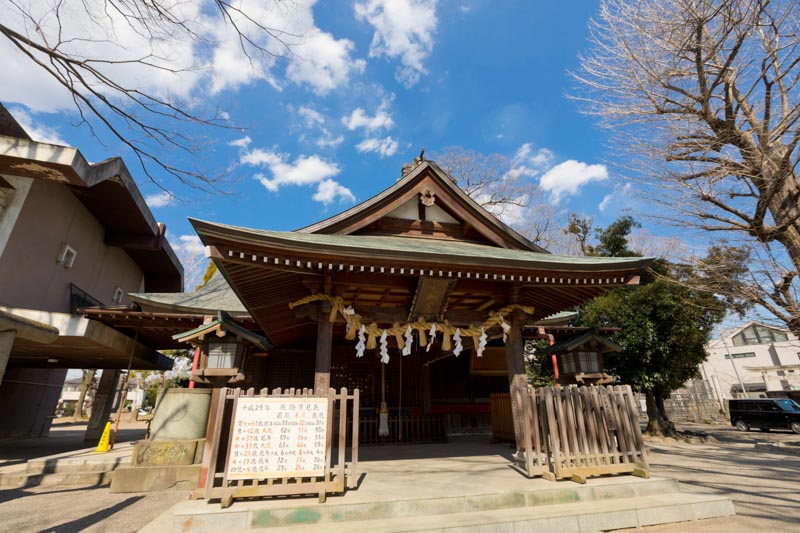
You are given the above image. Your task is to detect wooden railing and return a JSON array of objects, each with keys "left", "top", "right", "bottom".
[
  {"left": 357, "top": 414, "right": 447, "bottom": 444},
  {"left": 512, "top": 384, "right": 649, "bottom": 483}
]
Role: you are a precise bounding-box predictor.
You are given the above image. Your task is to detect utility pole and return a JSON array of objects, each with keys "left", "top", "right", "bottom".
[{"left": 721, "top": 332, "right": 748, "bottom": 399}]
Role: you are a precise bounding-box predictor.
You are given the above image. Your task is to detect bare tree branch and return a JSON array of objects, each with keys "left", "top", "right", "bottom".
[
  {"left": 574, "top": 0, "right": 800, "bottom": 334},
  {"left": 1, "top": 0, "right": 300, "bottom": 192}
]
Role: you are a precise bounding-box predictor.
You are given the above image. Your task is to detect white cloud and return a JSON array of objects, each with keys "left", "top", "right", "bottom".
[
  {"left": 354, "top": 0, "right": 438, "bottom": 87},
  {"left": 1, "top": 0, "right": 203, "bottom": 112},
  {"left": 507, "top": 143, "right": 554, "bottom": 180},
  {"left": 356, "top": 137, "right": 399, "bottom": 157},
  {"left": 598, "top": 183, "right": 633, "bottom": 213},
  {"left": 171, "top": 234, "right": 207, "bottom": 289},
  {"left": 250, "top": 152, "right": 340, "bottom": 191},
  {"left": 598, "top": 193, "right": 613, "bottom": 212},
  {"left": 286, "top": 29, "right": 366, "bottom": 95},
  {"left": 313, "top": 179, "right": 356, "bottom": 205},
  {"left": 1, "top": 1, "right": 363, "bottom": 113},
  {"left": 539, "top": 160, "right": 609, "bottom": 203},
  {"left": 8, "top": 108, "right": 67, "bottom": 145},
  {"left": 296, "top": 106, "right": 344, "bottom": 150},
  {"left": 228, "top": 136, "right": 252, "bottom": 148},
  {"left": 342, "top": 98, "right": 394, "bottom": 132},
  {"left": 177, "top": 235, "right": 204, "bottom": 255},
  {"left": 316, "top": 134, "right": 345, "bottom": 149},
  {"left": 144, "top": 191, "right": 174, "bottom": 209},
  {"left": 237, "top": 143, "right": 354, "bottom": 204},
  {"left": 298, "top": 106, "right": 325, "bottom": 128}
]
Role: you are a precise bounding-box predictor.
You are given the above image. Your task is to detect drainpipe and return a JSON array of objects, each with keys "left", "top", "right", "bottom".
[{"left": 189, "top": 346, "right": 200, "bottom": 389}]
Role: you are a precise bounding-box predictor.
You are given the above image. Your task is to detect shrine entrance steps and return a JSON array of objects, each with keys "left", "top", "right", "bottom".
[
  {"left": 154, "top": 477, "right": 732, "bottom": 532},
  {"left": 145, "top": 437, "right": 734, "bottom": 532}
]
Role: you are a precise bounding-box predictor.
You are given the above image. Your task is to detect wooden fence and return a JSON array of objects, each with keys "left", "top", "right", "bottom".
[
  {"left": 196, "top": 387, "right": 359, "bottom": 507},
  {"left": 513, "top": 384, "right": 649, "bottom": 484},
  {"left": 357, "top": 414, "right": 447, "bottom": 444}
]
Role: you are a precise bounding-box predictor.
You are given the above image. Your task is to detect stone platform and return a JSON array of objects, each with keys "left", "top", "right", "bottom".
[{"left": 141, "top": 435, "right": 735, "bottom": 533}]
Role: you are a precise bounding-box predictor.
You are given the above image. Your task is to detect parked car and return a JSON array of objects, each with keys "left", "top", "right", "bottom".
[{"left": 729, "top": 398, "right": 800, "bottom": 433}]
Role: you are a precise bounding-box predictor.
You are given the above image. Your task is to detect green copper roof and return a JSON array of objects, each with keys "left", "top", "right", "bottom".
[
  {"left": 191, "top": 218, "right": 654, "bottom": 273},
  {"left": 129, "top": 271, "right": 248, "bottom": 314},
  {"left": 173, "top": 311, "right": 271, "bottom": 350},
  {"left": 547, "top": 330, "right": 623, "bottom": 354}
]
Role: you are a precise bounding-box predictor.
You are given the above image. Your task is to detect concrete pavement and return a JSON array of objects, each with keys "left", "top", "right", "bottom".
[{"left": 0, "top": 422, "right": 797, "bottom": 532}]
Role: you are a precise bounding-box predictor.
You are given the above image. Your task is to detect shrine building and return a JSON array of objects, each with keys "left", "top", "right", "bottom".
[{"left": 134, "top": 157, "right": 649, "bottom": 446}]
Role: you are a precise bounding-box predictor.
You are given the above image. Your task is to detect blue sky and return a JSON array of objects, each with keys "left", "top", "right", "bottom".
[{"left": 3, "top": 0, "right": 650, "bottom": 286}]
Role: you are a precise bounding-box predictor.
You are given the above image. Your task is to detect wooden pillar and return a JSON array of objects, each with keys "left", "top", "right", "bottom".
[
  {"left": 0, "top": 330, "right": 15, "bottom": 388},
  {"left": 84, "top": 369, "right": 121, "bottom": 442},
  {"left": 422, "top": 363, "right": 432, "bottom": 414},
  {"left": 314, "top": 302, "right": 333, "bottom": 395},
  {"left": 505, "top": 311, "right": 527, "bottom": 452}
]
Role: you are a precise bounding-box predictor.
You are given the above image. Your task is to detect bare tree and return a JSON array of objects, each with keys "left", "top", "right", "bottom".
[
  {"left": 434, "top": 146, "right": 570, "bottom": 250},
  {"left": 72, "top": 368, "right": 96, "bottom": 422},
  {"left": 574, "top": 0, "right": 800, "bottom": 334},
  {"left": 1, "top": 0, "right": 297, "bottom": 190}
]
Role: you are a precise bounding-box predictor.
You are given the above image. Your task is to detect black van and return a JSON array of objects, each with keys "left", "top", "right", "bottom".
[{"left": 729, "top": 398, "right": 800, "bottom": 433}]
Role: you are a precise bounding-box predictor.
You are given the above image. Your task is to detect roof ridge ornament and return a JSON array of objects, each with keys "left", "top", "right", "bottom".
[{"left": 401, "top": 147, "right": 426, "bottom": 177}]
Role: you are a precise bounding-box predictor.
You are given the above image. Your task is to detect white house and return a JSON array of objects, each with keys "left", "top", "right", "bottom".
[{"left": 701, "top": 322, "right": 800, "bottom": 401}]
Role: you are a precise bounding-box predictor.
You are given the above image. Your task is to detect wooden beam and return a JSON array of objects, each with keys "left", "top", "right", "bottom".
[
  {"left": 295, "top": 304, "right": 510, "bottom": 326},
  {"left": 104, "top": 231, "right": 164, "bottom": 251},
  {"left": 331, "top": 272, "right": 416, "bottom": 291},
  {"left": 408, "top": 277, "right": 456, "bottom": 322}
]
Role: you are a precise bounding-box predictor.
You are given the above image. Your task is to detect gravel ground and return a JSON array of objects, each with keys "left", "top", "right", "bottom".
[
  {"left": 0, "top": 422, "right": 797, "bottom": 532},
  {"left": 623, "top": 422, "right": 800, "bottom": 532}
]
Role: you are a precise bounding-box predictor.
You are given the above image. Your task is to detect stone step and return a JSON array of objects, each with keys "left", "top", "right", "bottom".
[
  {"left": 169, "top": 478, "right": 688, "bottom": 532},
  {"left": 240, "top": 492, "right": 735, "bottom": 533},
  {"left": 0, "top": 469, "right": 114, "bottom": 489}
]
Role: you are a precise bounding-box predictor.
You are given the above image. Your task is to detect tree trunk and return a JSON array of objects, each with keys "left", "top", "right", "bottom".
[
  {"left": 644, "top": 389, "right": 677, "bottom": 437},
  {"left": 72, "top": 369, "right": 95, "bottom": 422}
]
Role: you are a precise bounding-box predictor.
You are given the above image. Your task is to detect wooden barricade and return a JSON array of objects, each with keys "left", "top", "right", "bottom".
[
  {"left": 512, "top": 384, "right": 649, "bottom": 484},
  {"left": 195, "top": 386, "right": 359, "bottom": 507},
  {"left": 513, "top": 386, "right": 554, "bottom": 480}
]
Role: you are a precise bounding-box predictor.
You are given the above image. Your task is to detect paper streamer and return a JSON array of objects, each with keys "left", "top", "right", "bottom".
[
  {"left": 453, "top": 328, "right": 463, "bottom": 357},
  {"left": 379, "top": 330, "right": 390, "bottom": 364},
  {"left": 355, "top": 324, "right": 366, "bottom": 357},
  {"left": 476, "top": 327, "right": 488, "bottom": 358},
  {"left": 402, "top": 325, "right": 413, "bottom": 356},
  {"left": 426, "top": 323, "right": 437, "bottom": 352}
]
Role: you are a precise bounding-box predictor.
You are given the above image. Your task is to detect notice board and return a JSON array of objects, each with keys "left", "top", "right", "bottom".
[{"left": 226, "top": 397, "right": 329, "bottom": 480}]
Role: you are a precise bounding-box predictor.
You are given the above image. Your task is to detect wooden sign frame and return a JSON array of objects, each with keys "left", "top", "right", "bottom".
[{"left": 195, "top": 386, "right": 359, "bottom": 507}]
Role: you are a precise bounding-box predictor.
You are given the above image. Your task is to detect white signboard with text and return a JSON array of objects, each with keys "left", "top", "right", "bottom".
[{"left": 226, "top": 397, "right": 329, "bottom": 480}]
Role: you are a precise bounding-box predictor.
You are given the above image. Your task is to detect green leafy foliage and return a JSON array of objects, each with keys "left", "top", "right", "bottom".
[{"left": 575, "top": 216, "right": 727, "bottom": 434}]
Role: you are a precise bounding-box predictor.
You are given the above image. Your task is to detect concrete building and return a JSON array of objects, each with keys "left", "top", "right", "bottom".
[
  {"left": 701, "top": 322, "right": 800, "bottom": 401},
  {"left": 0, "top": 104, "right": 182, "bottom": 438}
]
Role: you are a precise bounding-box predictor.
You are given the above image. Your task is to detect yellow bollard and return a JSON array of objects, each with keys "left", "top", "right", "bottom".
[{"left": 95, "top": 421, "right": 111, "bottom": 453}]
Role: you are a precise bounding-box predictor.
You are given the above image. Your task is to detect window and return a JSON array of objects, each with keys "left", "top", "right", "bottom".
[
  {"left": 207, "top": 342, "right": 237, "bottom": 368},
  {"left": 560, "top": 353, "right": 577, "bottom": 374},
  {"left": 731, "top": 325, "right": 789, "bottom": 346},
  {"left": 57, "top": 244, "right": 77, "bottom": 268},
  {"left": 111, "top": 287, "right": 124, "bottom": 304},
  {"left": 578, "top": 351, "right": 600, "bottom": 373},
  {"left": 724, "top": 352, "right": 756, "bottom": 359}
]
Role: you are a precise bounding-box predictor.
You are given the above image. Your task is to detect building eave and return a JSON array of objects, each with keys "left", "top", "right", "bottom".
[{"left": 0, "top": 134, "right": 183, "bottom": 290}]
